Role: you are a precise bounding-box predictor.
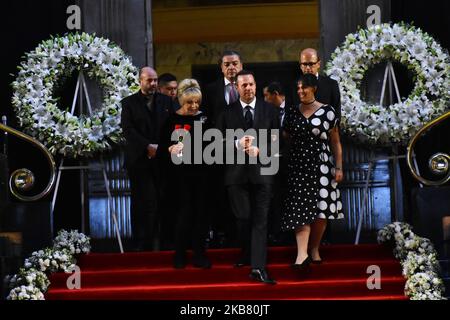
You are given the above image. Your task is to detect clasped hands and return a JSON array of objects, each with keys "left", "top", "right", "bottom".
[
  {"left": 238, "top": 135, "right": 259, "bottom": 157},
  {"left": 168, "top": 142, "right": 184, "bottom": 155}
]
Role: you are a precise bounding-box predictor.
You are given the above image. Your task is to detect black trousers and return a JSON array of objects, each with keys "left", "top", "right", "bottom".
[
  {"left": 128, "top": 166, "right": 158, "bottom": 250},
  {"left": 174, "top": 174, "right": 209, "bottom": 255},
  {"left": 227, "top": 183, "right": 272, "bottom": 269},
  {"left": 208, "top": 165, "right": 235, "bottom": 247}
]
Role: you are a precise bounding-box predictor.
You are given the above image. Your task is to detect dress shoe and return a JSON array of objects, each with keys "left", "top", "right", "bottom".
[
  {"left": 291, "top": 256, "right": 312, "bottom": 269},
  {"left": 249, "top": 268, "right": 277, "bottom": 285},
  {"left": 193, "top": 254, "right": 212, "bottom": 269}
]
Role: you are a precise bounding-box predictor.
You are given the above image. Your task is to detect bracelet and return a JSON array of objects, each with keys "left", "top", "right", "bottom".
[{"left": 335, "top": 167, "right": 342, "bottom": 171}]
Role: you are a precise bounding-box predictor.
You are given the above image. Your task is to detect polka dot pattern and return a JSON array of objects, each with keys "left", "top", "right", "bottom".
[{"left": 281, "top": 104, "right": 344, "bottom": 231}]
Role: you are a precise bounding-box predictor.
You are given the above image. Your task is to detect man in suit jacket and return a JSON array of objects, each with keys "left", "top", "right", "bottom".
[
  {"left": 297, "top": 48, "right": 341, "bottom": 119},
  {"left": 220, "top": 70, "right": 279, "bottom": 284},
  {"left": 263, "top": 81, "right": 290, "bottom": 129},
  {"left": 202, "top": 50, "right": 243, "bottom": 247},
  {"left": 120, "top": 67, "right": 175, "bottom": 251},
  {"left": 263, "top": 82, "right": 291, "bottom": 244},
  {"left": 203, "top": 50, "right": 243, "bottom": 127}
]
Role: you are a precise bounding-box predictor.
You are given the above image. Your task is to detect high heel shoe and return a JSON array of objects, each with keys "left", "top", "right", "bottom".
[
  {"left": 308, "top": 249, "right": 323, "bottom": 264},
  {"left": 291, "top": 256, "right": 312, "bottom": 269}
]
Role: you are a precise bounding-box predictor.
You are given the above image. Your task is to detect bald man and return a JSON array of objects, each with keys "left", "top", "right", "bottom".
[
  {"left": 298, "top": 48, "right": 341, "bottom": 119},
  {"left": 121, "top": 66, "right": 176, "bottom": 251}
]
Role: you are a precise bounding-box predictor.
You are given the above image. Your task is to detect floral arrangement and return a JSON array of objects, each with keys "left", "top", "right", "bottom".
[
  {"left": 378, "top": 222, "right": 446, "bottom": 300},
  {"left": 53, "top": 229, "right": 91, "bottom": 255},
  {"left": 24, "top": 248, "right": 75, "bottom": 273},
  {"left": 6, "top": 285, "right": 45, "bottom": 301},
  {"left": 11, "top": 32, "right": 139, "bottom": 158},
  {"left": 6, "top": 229, "right": 91, "bottom": 300},
  {"left": 326, "top": 23, "right": 450, "bottom": 145},
  {"left": 6, "top": 267, "right": 50, "bottom": 300}
]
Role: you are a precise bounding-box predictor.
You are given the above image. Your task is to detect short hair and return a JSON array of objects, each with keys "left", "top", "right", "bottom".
[
  {"left": 297, "top": 73, "right": 318, "bottom": 88},
  {"left": 264, "top": 81, "right": 285, "bottom": 96},
  {"left": 236, "top": 70, "right": 255, "bottom": 81},
  {"left": 139, "top": 66, "right": 156, "bottom": 79},
  {"left": 219, "top": 50, "right": 242, "bottom": 65},
  {"left": 158, "top": 73, "right": 177, "bottom": 85},
  {"left": 177, "top": 78, "right": 202, "bottom": 105}
]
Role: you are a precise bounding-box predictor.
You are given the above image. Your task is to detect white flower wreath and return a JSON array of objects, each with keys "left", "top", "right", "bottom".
[
  {"left": 11, "top": 33, "right": 139, "bottom": 158},
  {"left": 326, "top": 23, "right": 450, "bottom": 145}
]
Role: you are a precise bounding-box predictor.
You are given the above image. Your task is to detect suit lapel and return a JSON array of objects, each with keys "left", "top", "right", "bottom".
[
  {"left": 253, "top": 99, "right": 263, "bottom": 129},
  {"left": 217, "top": 79, "right": 227, "bottom": 107},
  {"left": 136, "top": 92, "right": 153, "bottom": 128},
  {"left": 316, "top": 75, "right": 328, "bottom": 103},
  {"left": 231, "top": 101, "right": 246, "bottom": 128}
]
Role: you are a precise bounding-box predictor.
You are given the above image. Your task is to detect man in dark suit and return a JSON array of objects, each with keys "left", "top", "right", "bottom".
[
  {"left": 263, "top": 82, "right": 290, "bottom": 129},
  {"left": 298, "top": 48, "right": 341, "bottom": 119},
  {"left": 120, "top": 67, "right": 175, "bottom": 251},
  {"left": 263, "top": 82, "right": 291, "bottom": 244},
  {"left": 220, "top": 70, "right": 279, "bottom": 284},
  {"left": 204, "top": 50, "right": 243, "bottom": 126},
  {"left": 202, "top": 50, "right": 243, "bottom": 247}
]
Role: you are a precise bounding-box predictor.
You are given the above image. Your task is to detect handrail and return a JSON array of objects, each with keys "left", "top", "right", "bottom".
[
  {"left": 406, "top": 111, "right": 450, "bottom": 186},
  {"left": 0, "top": 123, "right": 56, "bottom": 201}
]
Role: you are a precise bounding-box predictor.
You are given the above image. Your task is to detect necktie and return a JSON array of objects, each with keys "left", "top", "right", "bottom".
[
  {"left": 279, "top": 108, "right": 285, "bottom": 126},
  {"left": 228, "top": 83, "right": 237, "bottom": 104},
  {"left": 244, "top": 105, "right": 253, "bottom": 129}
]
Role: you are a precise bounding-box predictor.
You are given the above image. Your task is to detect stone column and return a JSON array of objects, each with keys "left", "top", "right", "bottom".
[
  {"left": 78, "top": 0, "right": 153, "bottom": 67},
  {"left": 319, "top": 0, "right": 391, "bottom": 65}
]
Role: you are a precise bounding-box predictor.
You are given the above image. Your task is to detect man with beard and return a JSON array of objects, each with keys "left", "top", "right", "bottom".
[{"left": 121, "top": 67, "right": 175, "bottom": 251}]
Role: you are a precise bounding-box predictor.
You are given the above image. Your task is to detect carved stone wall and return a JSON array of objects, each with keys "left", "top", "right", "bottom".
[{"left": 155, "top": 38, "right": 319, "bottom": 79}]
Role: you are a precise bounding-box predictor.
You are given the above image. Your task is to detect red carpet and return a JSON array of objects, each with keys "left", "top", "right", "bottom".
[{"left": 45, "top": 244, "right": 407, "bottom": 300}]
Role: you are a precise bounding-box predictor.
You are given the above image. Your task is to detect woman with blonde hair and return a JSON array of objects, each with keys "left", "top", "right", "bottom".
[{"left": 159, "top": 78, "right": 211, "bottom": 269}]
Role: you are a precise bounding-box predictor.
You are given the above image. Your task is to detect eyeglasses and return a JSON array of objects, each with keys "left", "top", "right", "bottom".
[{"left": 300, "top": 61, "right": 320, "bottom": 68}]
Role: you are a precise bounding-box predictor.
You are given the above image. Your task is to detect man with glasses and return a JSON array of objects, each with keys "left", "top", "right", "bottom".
[{"left": 298, "top": 48, "right": 341, "bottom": 119}]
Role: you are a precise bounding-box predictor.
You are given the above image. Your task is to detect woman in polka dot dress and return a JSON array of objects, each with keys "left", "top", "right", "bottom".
[{"left": 281, "top": 73, "right": 343, "bottom": 267}]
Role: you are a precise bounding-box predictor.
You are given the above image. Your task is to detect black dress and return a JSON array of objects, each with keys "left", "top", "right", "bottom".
[
  {"left": 281, "top": 104, "right": 344, "bottom": 231},
  {"left": 158, "top": 112, "right": 210, "bottom": 255}
]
